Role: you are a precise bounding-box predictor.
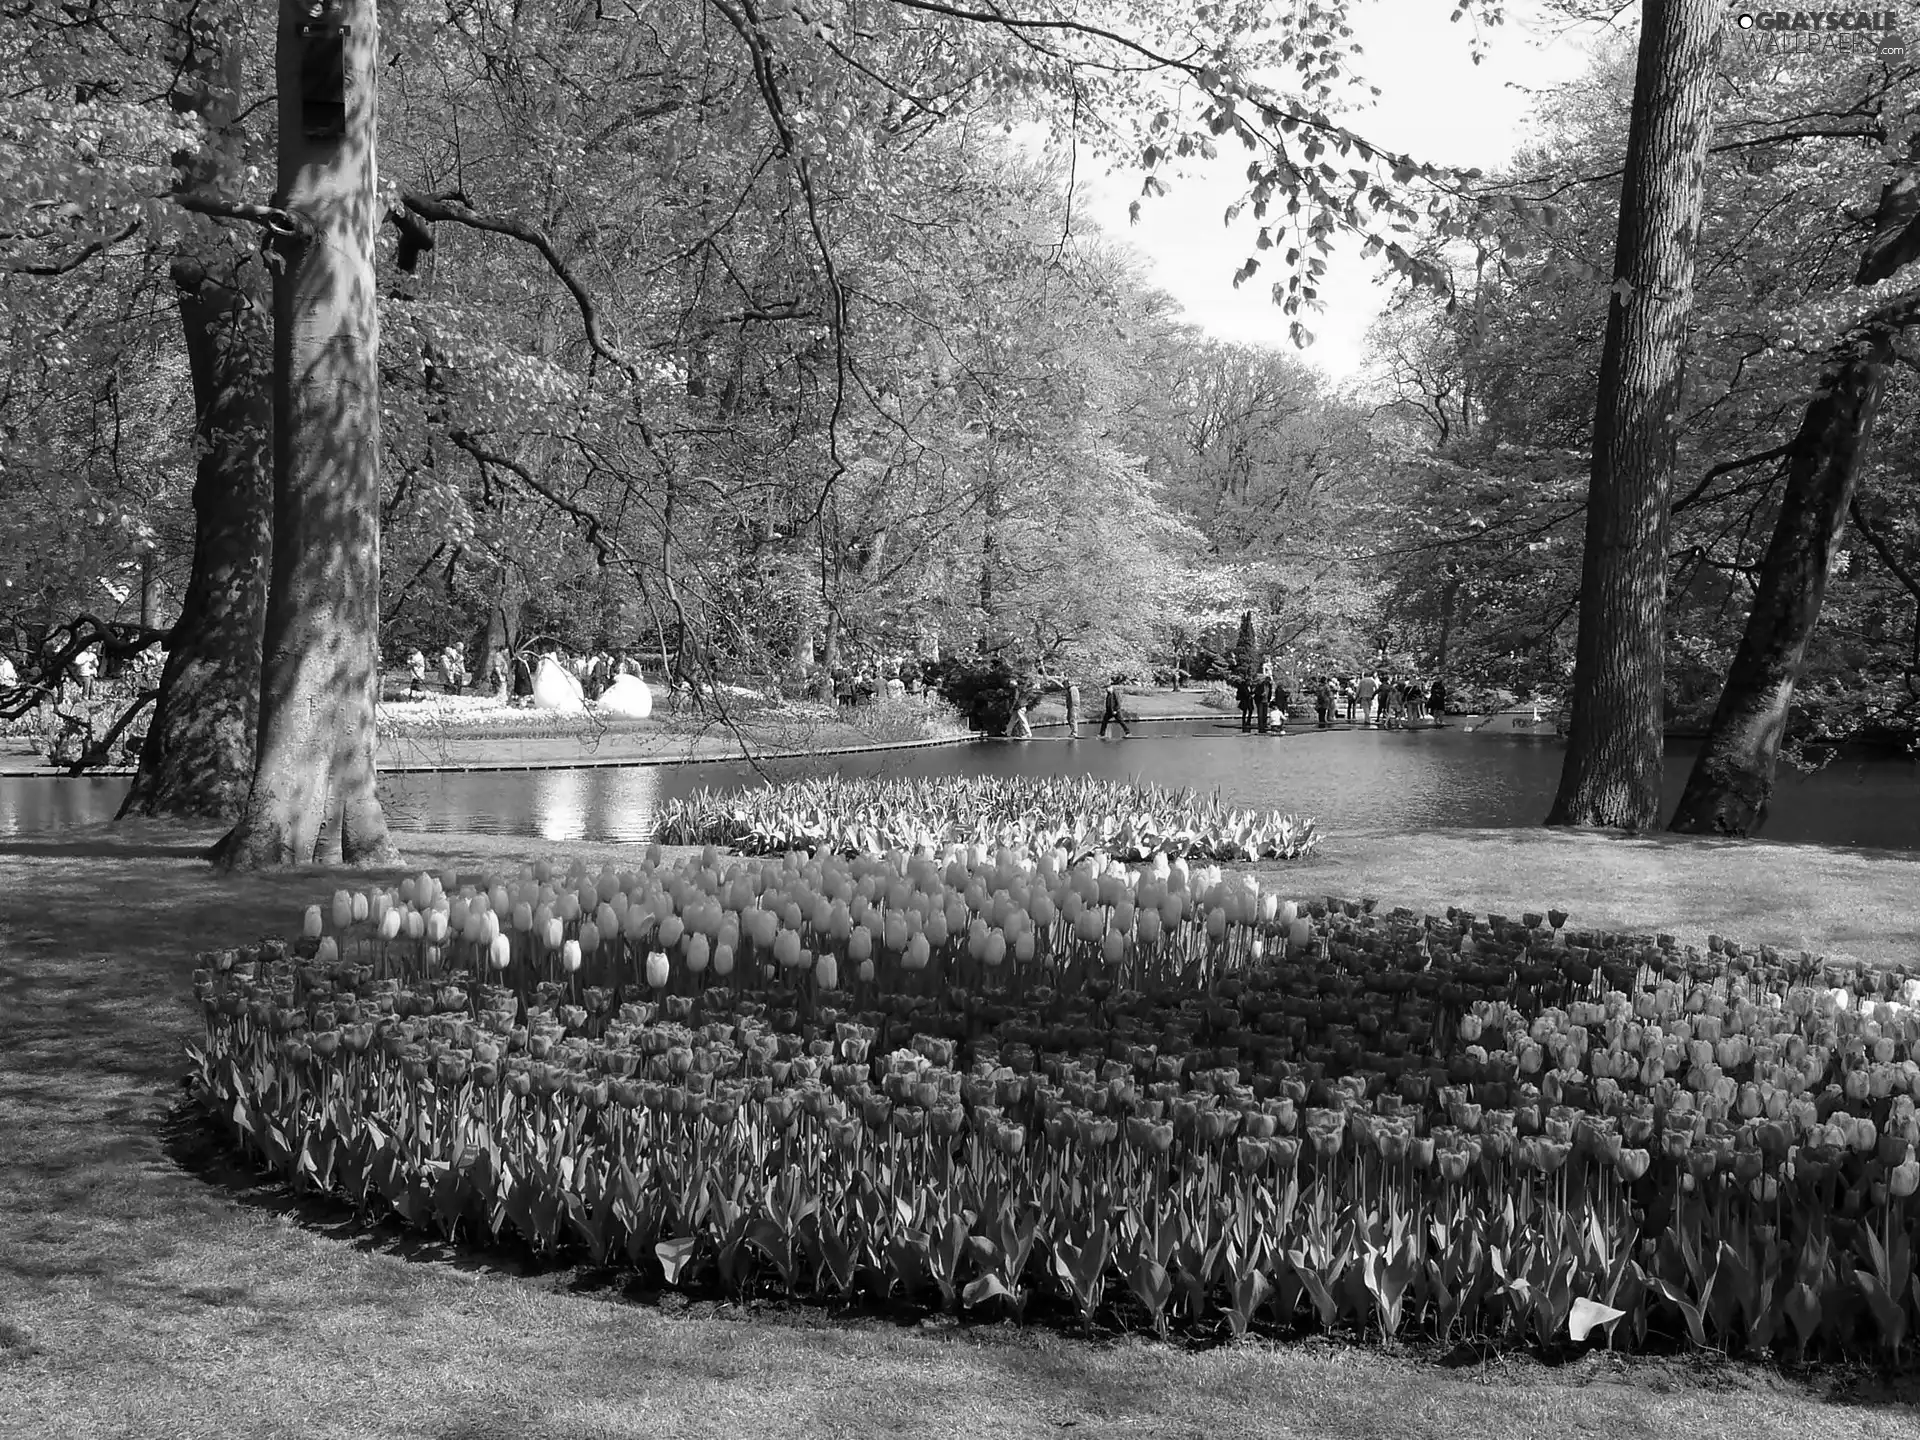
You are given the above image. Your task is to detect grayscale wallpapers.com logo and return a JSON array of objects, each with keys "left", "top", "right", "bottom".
[{"left": 1730, "top": 9, "right": 1907, "bottom": 51}]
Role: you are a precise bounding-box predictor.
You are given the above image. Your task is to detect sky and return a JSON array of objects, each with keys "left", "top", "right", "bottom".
[{"left": 1070, "top": 0, "right": 1606, "bottom": 386}]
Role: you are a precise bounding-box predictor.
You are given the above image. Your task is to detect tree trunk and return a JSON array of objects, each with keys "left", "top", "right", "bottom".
[
  {"left": 122, "top": 15, "right": 272, "bottom": 822},
  {"left": 1434, "top": 563, "right": 1461, "bottom": 679},
  {"left": 1669, "top": 138, "right": 1920, "bottom": 835},
  {"left": 214, "top": 0, "right": 396, "bottom": 868},
  {"left": 120, "top": 255, "right": 272, "bottom": 821},
  {"left": 1546, "top": 0, "right": 1720, "bottom": 831}
]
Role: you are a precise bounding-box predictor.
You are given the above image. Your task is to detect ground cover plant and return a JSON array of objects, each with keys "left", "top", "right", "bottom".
[
  {"left": 191, "top": 840, "right": 1920, "bottom": 1363},
  {"left": 650, "top": 775, "right": 1321, "bottom": 862}
]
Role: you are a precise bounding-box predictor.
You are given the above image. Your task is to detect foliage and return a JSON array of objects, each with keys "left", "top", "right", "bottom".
[
  {"left": 193, "top": 846, "right": 1920, "bottom": 1356},
  {"left": 650, "top": 775, "right": 1321, "bottom": 862},
  {"left": 1356, "top": 38, "right": 1920, "bottom": 747}
]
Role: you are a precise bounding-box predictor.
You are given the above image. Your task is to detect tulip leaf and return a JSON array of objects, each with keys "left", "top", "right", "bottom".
[{"left": 962, "top": 1273, "right": 1011, "bottom": 1308}]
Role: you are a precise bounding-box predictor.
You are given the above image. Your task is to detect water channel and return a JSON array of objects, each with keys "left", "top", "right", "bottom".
[{"left": 3, "top": 720, "right": 1915, "bottom": 850}]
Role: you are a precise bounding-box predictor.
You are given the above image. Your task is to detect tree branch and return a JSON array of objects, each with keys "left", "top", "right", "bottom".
[
  {"left": 1850, "top": 498, "right": 1920, "bottom": 602},
  {"left": 4, "top": 218, "right": 141, "bottom": 275},
  {"left": 398, "top": 187, "right": 644, "bottom": 399},
  {"left": 1671, "top": 442, "right": 1792, "bottom": 514},
  {"left": 173, "top": 191, "right": 314, "bottom": 239}
]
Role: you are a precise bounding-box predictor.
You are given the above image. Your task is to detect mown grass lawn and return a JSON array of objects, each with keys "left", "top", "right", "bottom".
[{"left": 3, "top": 820, "right": 1919, "bottom": 1440}]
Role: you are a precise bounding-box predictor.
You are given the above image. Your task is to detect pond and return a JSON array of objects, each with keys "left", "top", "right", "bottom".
[{"left": 3, "top": 719, "right": 1916, "bottom": 850}]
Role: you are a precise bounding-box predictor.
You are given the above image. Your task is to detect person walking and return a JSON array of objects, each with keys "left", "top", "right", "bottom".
[
  {"left": 1100, "top": 675, "right": 1131, "bottom": 738},
  {"left": 1253, "top": 662, "right": 1274, "bottom": 734},
  {"left": 1313, "top": 675, "right": 1333, "bottom": 728},
  {"left": 1356, "top": 670, "right": 1379, "bottom": 726},
  {"left": 1340, "top": 676, "right": 1356, "bottom": 724},
  {"left": 1235, "top": 676, "right": 1254, "bottom": 732},
  {"left": 407, "top": 648, "right": 427, "bottom": 694},
  {"left": 1064, "top": 679, "right": 1081, "bottom": 737},
  {"left": 1428, "top": 676, "right": 1448, "bottom": 724}
]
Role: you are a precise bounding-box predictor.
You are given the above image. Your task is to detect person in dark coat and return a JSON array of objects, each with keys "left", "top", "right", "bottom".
[
  {"left": 1100, "top": 675, "right": 1131, "bottom": 738},
  {"left": 1428, "top": 677, "right": 1448, "bottom": 723},
  {"left": 1253, "top": 664, "right": 1274, "bottom": 734},
  {"left": 1235, "top": 677, "right": 1254, "bottom": 732},
  {"left": 1314, "top": 676, "right": 1334, "bottom": 728}
]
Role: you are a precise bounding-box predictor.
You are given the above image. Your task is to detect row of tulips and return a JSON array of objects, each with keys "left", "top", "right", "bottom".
[
  {"left": 648, "top": 775, "right": 1321, "bottom": 862},
  {"left": 187, "top": 846, "right": 1920, "bottom": 1356}
]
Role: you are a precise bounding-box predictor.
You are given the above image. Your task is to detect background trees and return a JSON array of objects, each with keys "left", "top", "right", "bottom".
[{"left": 7, "top": 0, "right": 1919, "bottom": 851}]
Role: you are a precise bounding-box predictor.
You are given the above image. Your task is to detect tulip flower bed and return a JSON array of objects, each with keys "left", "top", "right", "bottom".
[
  {"left": 650, "top": 775, "right": 1321, "bottom": 862},
  {"left": 189, "top": 844, "right": 1920, "bottom": 1360}
]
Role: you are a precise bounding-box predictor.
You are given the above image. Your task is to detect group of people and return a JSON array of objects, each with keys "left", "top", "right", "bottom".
[
  {"left": 832, "top": 657, "right": 924, "bottom": 708},
  {"left": 1054, "top": 676, "right": 1132, "bottom": 739},
  {"left": 404, "top": 642, "right": 644, "bottom": 704},
  {"left": 1232, "top": 662, "right": 1288, "bottom": 734},
  {"left": 1305, "top": 672, "right": 1446, "bottom": 729},
  {"left": 406, "top": 645, "right": 472, "bottom": 696}
]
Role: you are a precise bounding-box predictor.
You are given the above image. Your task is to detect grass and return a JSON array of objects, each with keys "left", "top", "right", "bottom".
[{"left": 4, "top": 820, "right": 1920, "bottom": 1439}]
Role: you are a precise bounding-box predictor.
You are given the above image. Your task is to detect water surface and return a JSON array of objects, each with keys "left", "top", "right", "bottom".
[{"left": 5, "top": 720, "right": 1913, "bottom": 849}]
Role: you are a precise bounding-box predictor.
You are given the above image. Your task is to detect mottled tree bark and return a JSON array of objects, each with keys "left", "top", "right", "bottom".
[
  {"left": 122, "top": 15, "right": 271, "bottom": 821},
  {"left": 214, "top": 0, "right": 397, "bottom": 868},
  {"left": 1669, "top": 138, "right": 1920, "bottom": 835},
  {"left": 120, "top": 256, "right": 272, "bottom": 820},
  {"left": 1547, "top": 0, "right": 1720, "bottom": 830}
]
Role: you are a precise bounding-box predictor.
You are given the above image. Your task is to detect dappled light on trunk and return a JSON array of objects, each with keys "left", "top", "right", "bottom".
[
  {"left": 214, "top": 0, "right": 396, "bottom": 869},
  {"left": 122, "top": 17, "right": 270, "bottom": 824}
]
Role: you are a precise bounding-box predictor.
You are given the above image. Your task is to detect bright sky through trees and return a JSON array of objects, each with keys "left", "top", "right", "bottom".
[{"left": 1081, "top": 0, "right": 1598, "bottom": 383}]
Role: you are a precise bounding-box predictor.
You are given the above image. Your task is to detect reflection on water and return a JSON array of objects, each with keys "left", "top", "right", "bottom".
[
  {"left": 0, "top": 776, "right": 130, "bottom": 837},
  {"left": 4, "top": 722, "right": 1916, "bottom": 849}
]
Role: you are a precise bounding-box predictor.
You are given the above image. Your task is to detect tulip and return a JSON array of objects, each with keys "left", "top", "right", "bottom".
[
  {"left": 315, "top": 936, "right": 338, "bottom": 965},
  {"left": 303, "top": 905, "right": 324, "bottom": 939},
  {"left": 489, "top": 934, "right": 512, "bottom": 970},
  {"left": 543, "top": 917, "right": 564, "bottom": 951},
  {"left": 816, "top": 951, "right": 839, "bottom": 991},
  {"left": 562, "top": 939, "right": 583, "bottom": 973},
  {"left": 646, "top": 949, "right": 670, "bottom": 988},
  {"left": 425, "top": 910, "right": 450, "bottom": 945},
  {"left": 331, "top": 889, "right": 354, "bottom": 930},
  {"left": 713, "top": 943, "right": 735, "bottom": 978},
  {"left": 686, "top": 933, "right": 711, "bottom": 973},
  {"left": 379, "top": 908, "right": 402, "bottom": 941}
]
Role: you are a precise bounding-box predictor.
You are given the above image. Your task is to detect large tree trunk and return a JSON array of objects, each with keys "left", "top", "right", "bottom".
[
  {"left": 1669, "top": 140, "right": 1920, "bottom": 835},
  {"left": 1546, "top": 0, "right": 1720, "bottom": 831},
  {"left": 122, "top": 15, "right": 272, "bottom": 822},
  {"left": 214, "top": 0, "right": 396, "bottom": 868},
  {"left": 120, "top": 255, "right": 272, "bottom": 821}
]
